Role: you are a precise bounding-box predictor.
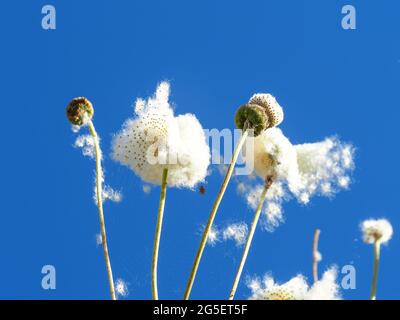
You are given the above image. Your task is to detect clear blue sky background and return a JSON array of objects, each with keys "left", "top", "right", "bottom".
[{"left": 1, "top": 0, "right": 399, "bottom": 300}]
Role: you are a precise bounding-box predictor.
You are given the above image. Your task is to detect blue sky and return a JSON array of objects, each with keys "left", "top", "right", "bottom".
[{"left": 1, "top": 0, "right": 399, "bottom": 300}]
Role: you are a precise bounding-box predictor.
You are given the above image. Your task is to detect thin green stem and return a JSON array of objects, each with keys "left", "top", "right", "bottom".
[
  {"left": 87, "top": 120, "right": 116, "bottom": 301},
  {"left": 370, "top": 240, "right": 381, "bottom": 300},
  {"left": 152, "top": 168, "right": 168, "bottom": 300},
  {"left": 183, "top": 129, "right": 249, "bottom": 300},
  {"left": 228, "top": 177, "right": 273, "bottom": 300}
]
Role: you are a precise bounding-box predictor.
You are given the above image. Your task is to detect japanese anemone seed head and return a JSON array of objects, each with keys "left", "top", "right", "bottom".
[
  {"left": 235, "top": 93, "right": 284, "bottom": 136},
  {"left": 66, "top": 97, "right": 94, "bottom": 126}
]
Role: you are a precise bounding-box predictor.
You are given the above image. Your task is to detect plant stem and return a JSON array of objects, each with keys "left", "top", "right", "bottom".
[
  {"left": 312, "top": 229, "right": 321, "bottom": 283},
  {"left": 183, "top": 129, "right": 249, "bottom": 300},
  {"left": 370, "top": 240, "right": 381, "bottom": 300},
  {"left": 87, "top": 120, "right": 116, "bottom": 300},
  {"left": 152, "top": 168, "right": 168, "bottom": 300},
  {"left": 228, "top": 176, "right": 274, "bottom": 300}
]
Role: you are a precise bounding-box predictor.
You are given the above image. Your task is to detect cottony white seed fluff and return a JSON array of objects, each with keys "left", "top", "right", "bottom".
[
  {"left": 239, "top": 128, "right": 354, "bottom": 230},
  {"left": 112, "top": 82, "right": 210, "bottom": 188},
  {"left": 248, "top": 267, "right": 341, "bottom": 300},
  {"left": 361, "top": 219, "right": 393, "bottom": 245}
]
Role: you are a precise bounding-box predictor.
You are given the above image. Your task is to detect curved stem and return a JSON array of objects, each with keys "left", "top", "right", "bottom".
[
  {"left": 228, "top": 176, "right": 273, "bottom": 300},
  {"left": 87, "top": 120, "right": 116, "bottom": 300},
  {"left": 370, "top": 240, "right": 381, "bottom": 300},
  {"left": 152, "top": 168, "right": 168, "bottom": 300},
  {"left": 183, "top": 129, "right": 249, "bottom": 300},
  {"left": 312, "top": 229, "right": 321, "bottom": 283}
]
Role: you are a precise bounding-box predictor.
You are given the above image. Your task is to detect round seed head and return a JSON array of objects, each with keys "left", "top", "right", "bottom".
[
  {"left": 66, "top": 97, "right": 94, "bottom": 126},
  {"left": 234, "top": 103, "right": 270, "bottom": 136},
  {"left": 264, "top": 288, "right": 296, "bottom": 300},
  {"left": 249, "top": 94, "right": 284, "bottom": 128}
]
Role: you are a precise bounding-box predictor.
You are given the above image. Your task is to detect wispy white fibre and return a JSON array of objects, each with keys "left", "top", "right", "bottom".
[
  {"left": 205, "top": 223, "right": 249, "bottom": 246},
  {"left": 240, "top": 182, "right": 286, "bottom": 231},
  {"left": 239, "top": 128, "right": 354, "bottom": 230},
  {"left": 73, "top": 131, "right": 122, "bottom": 204},
  {"left": 115, "top": 278, "right": 129, "bottom": 298},
  {"left": 74, "top": 134, "right": 97, "bottom": 159},
  {"left": 361, "top": 219, "right": 393, "bottom": 245},
  {"left": 71, "top": 125, "right": 81, "bottom": 133},
  {"left": 95, "top": 233, "right": 102, "bottom": 246},
  {"left": 207, "top": 225, "right": 220, "bottom": 246},
  {"left": 112, "top": 82, "right": 210, "bottom": 188},
  {"left": 102, "top": 185, "right": 123, "bottom": 203},
  {"left": 142, "top": 185, "right": 152, "bottom": 194},
  {"left": 93, "top": 170, "right": 122, "bottom": 204},
  {"left": 248, "top": 267, "right": 341, "bottom": 300},
  {"left": 222, "top": 223, "right": 248, "bottom": 246}
]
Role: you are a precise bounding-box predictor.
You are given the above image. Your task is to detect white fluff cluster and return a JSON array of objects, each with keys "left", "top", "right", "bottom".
[
  {"left": 73, "top": 133, "right": 122, "bottom": 204},
  {"left": 251, "top": 128, "right": 300, "bottom": 192},
  {"left": 205, "top": 223, "right": 249, "bottom": 247},
  {"left": 112, "top": 82, "right": 210, "bottom": 188},
  {"left": 239, "top": 181, "right": 286, "bottom": 231},
  {"left": 207, "top": 225, "right": 220, "bottom": 246},
  {"left": 93, "top": 171, "right": 122, "bottom": 204},
  {"left": 115, "top": 278, "right": 129, "bottom": 298},
  {"left": 71, "top": 125, "right": 81, "bottom": 133},
  {"left": 74, "top": 134, "right": 97, "bottom": 159},
  {"left": 295, "top": 137, "right": 354, "bottom": 204},
  {"left": 102, "top": 185, "right": 123, "bottom": 203},
  {"left": 95, "top": 233, "right": 102, "bottom": 246},
  {"left": 361, "top": 219, "right": 393, "bottom": 245},
  {"left": 239, "top": 128, "right": 354, "bottom": 230},
  {"left": 222, "top": 223, "right": 248, "bottom": 246},
  {"left": 248, "top": 268, "right": 341, "bottom": 300}
]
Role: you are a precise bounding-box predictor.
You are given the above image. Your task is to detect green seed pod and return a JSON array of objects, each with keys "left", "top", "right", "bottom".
[
  {"left": 234, "top": 103, "right": 270, "bottom": 136},
  {"left": 66, "top": 97, "right": 94, "bottom": 126}
]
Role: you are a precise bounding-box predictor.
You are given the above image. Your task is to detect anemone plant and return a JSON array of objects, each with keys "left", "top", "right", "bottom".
[
  {"left": 361, "top": 219, "right": 393, "bottom": 300},
  {"left": 66, "top": 97, "right": 116, "bottom": 300},
  {"left": 184, "top": 94, "right": 284, "bottom": 300},
  {"left": 111, "top": 82, "right": 210, "bottom": 299}
]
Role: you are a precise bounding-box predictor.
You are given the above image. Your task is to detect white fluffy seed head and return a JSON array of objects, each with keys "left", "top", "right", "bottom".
[
  {"left": 248, "top": 274, "right": 308, "bottom": 300},
  {"left": 304, "top": 268, "right": 341, "bottom": 300},
  {"left": 248, "top": 267, "right": 341, "bottom": 300},
  {"left": 249, "top": 128, "right": 302, "bottom": 192},
  {"left": 248, "top": 131, "right": 354, "bottom": 201},
  {"left": 249, "top": 94, "right": 284, "bottom": 128},
  {"left": 361, "top": 219, "right": 393, "bottom": 245},
  {"left": 241, "top": 130, "right": 354, "bottom": 229},
  {"left": 112, "top": 82, "right": 210, "bottom": 188}
]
